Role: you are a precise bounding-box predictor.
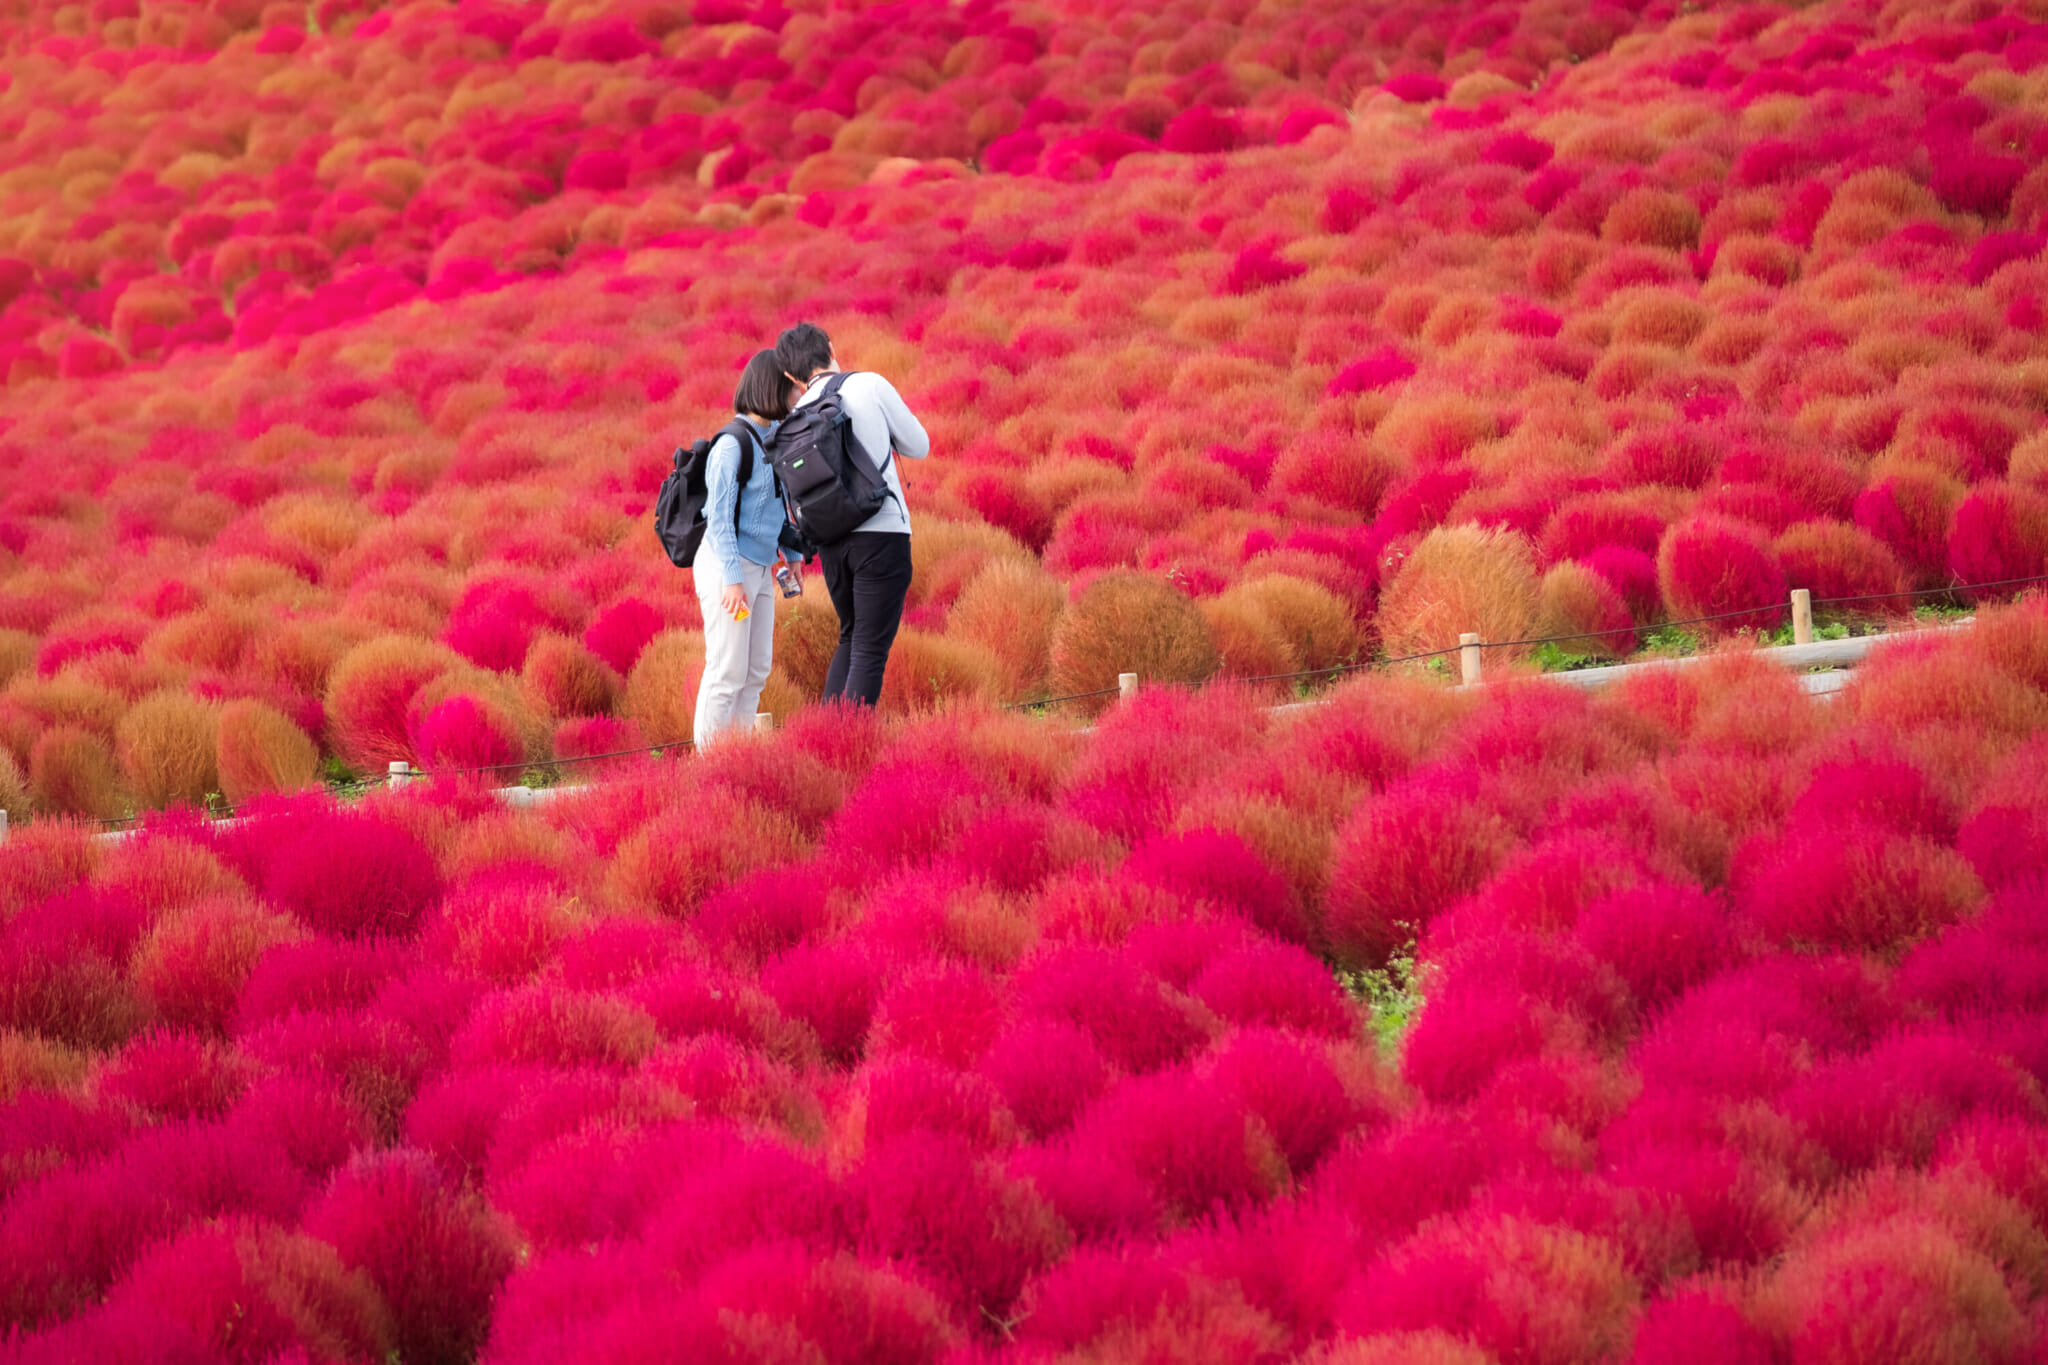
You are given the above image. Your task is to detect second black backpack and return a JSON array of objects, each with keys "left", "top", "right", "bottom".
[
  {"left": 653, "top": 418, "right": 761, "bottom": 568},
  {"left": 767, "top": 372, "right": 894, "bottom": 547}
]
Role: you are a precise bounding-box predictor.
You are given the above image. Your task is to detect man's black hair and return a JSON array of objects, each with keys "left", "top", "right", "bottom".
[
  {"left": 775, "top": 321, "right": 834, "bottom": 383},
  {"left": 733, "top": 349, "right": 792, "bottom": 420}
]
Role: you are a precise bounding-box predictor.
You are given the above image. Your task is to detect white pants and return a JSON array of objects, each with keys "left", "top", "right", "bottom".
[{"left": 692, "top": 549, "right": 777, "bottom": 749}]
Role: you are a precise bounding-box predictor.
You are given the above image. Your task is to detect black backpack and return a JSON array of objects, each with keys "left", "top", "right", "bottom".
[
  {"left": 767, "top": 372, "right": 895, "bottom": 547},
  {"left": 654, "top": 418, "right": 763, "bottom": 568}
]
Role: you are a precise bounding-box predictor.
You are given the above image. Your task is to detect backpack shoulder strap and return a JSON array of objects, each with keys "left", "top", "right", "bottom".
[
  {"left": 718, "top": 419, "right": 760, "bottom": 526},
  {"left": 816, "top": 372, "right": 894, "bottom": 489},
  {"left": 722, "top": 418, "right": 758, "bottom": 473}
]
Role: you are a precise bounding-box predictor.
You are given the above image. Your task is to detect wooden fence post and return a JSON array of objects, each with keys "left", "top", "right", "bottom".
[
  {"left": 753, "top": 712, "right": 774, "bottom": 733},
  {"left": 1790, "top": 589, "right": 1813, "bottom": 646},
  {"left": 0, "top": 809, "right": 8, "bottom": 847},
  {"left": 1459, "top": 634, "right": 1483, "bottom": 686},
  {"left": 389, "top": 760, "right": 412, "bottom": 789},
  {"left": 1118, "top": 672, "right": 1139, "bottom": 704}
]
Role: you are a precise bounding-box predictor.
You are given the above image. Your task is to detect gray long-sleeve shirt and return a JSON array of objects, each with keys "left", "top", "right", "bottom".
[{"left": 792, "top": 370, "right": 928, "bottom": 536}]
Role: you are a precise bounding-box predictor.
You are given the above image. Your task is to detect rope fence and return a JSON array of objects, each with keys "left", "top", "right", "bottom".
[
  {"left": 1002, "top": 685, "right": 1123, "bottom": 712},
  {"left": 1810, "top": 571, "right": 2048, "bottom": 608},
  {"left": 397, "top": 736, "right": 695, "bottom": 782},
  {"left": 997, "top": 571, "right": 2048, "bottom": 709},
  {"left": 1237, "top": 644, "right": 1465, "bottom": 688},
  {"left": 87, "top": 771, "right": 393, "bottom": 831},
  {"left": 8, "top": 570, "right": 2045, "bottom": 844},
  {"left": 83, "top": 738, "right": 698, "bottom": 832}
]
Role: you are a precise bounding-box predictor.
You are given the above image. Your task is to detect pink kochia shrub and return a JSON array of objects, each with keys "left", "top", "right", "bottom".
[
  {"left": 255, "top": 810, "right": 445, "bottom": 939},
  {"left": 0, "top": 613, "right": 2042, "bottom": 1361},
  {"left": 303, "top": 1149, "right": 519, "bottom": 1365},
  {"left": 411, "top": 696, "right": 524, "bottom": 773},
  {"left": 1657, "top": 515, "right": 1788, "bottom": 632},
  {"left": 1324, "top": 772, "right": 1514, "bottom": 968}
]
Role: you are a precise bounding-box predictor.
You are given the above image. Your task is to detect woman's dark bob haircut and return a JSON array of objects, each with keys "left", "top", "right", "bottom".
[{"left": 733, "top": 348, "right": 793, "bottom": 421}]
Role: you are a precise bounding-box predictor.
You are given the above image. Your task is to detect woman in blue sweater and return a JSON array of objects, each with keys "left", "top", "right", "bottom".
[{"left": 693, "top": 350, "right": 801, "bottom": 748}]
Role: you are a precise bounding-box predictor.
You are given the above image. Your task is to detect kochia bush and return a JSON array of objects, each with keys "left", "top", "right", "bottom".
[
  {"left": 215, "top": 699, "right": 321, "bottom": 804},
  {"left": 302, "top": 1149, "right": 519, "bottom": 1365},
  {"left": 1047, "top": 572, "right": 1220, "bottom": 714},
  {"left": 1949, "top": 484, "right": 2048, "bottom": 596},
  {"left": 1325, "top": 773, "right": 1515, "bottom": 968},
  {"left": 2, "top": 7, "right": 2048, "bottom": 1360},
  {"left": 1656, "top": 516, "right": 1788, "bottom": 633},
  {"left": 324, "top": 637, "right": 464, "bottom": 773},
  {"left": 259, "top": 812, "right": 444, "bottom": 939}
]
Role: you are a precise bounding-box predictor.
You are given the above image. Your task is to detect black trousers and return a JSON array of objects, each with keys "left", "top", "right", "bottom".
[{"left": 818, "top": 531, "right": 913, "bottom": 706}]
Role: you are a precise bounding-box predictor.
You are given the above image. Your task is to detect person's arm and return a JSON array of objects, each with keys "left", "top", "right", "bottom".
[
  {"left": 701, "top": 432, "right": 747, "bottom": 589},
  {"left": 868, "top": 374, "right": 930, "bottom": 459}
]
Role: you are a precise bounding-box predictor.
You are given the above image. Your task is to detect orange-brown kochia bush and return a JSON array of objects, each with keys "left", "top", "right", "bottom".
[
  {"left": 1336, "top": 1213, "right": 1642, "bottom": 1362},
  {"left": 1047, "top": 572, "right": 1219, "bottom": 714},
  {"left": 114, "top": 691, "right": 219, "bottom": 809},
  {"left": 1217, "top": 575, "right": 1360, "bottom": 673},
  {"left": 622, "top": 630, "right": 706, "bottom": 747},
  {"left": 1201, "top": 594, "right": 1299, "bottom": 683},
  {"left": 1535, "top": 562, "right": 1635, "bottom": 659},
  {"left": 1772, "top": 522, "right": 1909, "bottom": 612},
  {"left": 1734, "top": 821, "right": 1987, "bottom": 958},
  {"left": 28, "top": 727, "right": 125, "bottom": 819},
  {"left": 216, "top": 700, "right": 322, "bottom": 803},
  {"left": 772, "top": 599, "right": 843, "bottom": 700},
  {"left": 521, "top": 635, "right": 620, "bottom": 719},
  {"left": 878, "top": 631, "right": 1002, "bottom": 715},
  {"left": 949, "top": 560, "right": 1066, "bottom": 700},
  {"left": 0, "top": 747, "right": 26, "bottom": 819},
  {"left": 1602, "top": 188, "right": 1703, "bottom": 252},
  {"left": 0, "top": 631, "right": 32, "bottom": 691},
  {"left": 1378, "top": 526, "right": 1540, "bottom": 659}
]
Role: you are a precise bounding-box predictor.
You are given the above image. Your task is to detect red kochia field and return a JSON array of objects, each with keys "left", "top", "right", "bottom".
[
  {"left": 2, "top": 0, "right": 2048, "bottom": 1360},
  {"left": 3, "top": 0, "right": 2048, "bottom": 816},
  {"left": 1, "top": 609, "right": 2047, "bottom": 1363}
]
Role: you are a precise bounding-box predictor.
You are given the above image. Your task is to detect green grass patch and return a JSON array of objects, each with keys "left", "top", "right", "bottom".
[
  {"left": 1639, "top": 624, "right": 1701, "bottom": 657},
  {"left": 1763, "top": 619, "right": 1852, "bottom": 647},
  {"left": 1532, "top": 640, "right": 1609, "bottom": 672},
  {"left": 1336, "top": 950, "right": 1424, "bottom": 1056},
  {"left": 1914, "top": 601, "right": 1973, "bottom": 622}
]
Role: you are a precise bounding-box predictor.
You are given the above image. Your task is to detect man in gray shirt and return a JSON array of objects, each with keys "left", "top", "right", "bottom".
[{"left": 776, "top": 321, "right": 930, "bottom": 707}]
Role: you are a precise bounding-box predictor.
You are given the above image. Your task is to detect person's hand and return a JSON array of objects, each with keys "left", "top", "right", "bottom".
[{"left": 720, "top": 584, "right": 749, "bottom": 618}]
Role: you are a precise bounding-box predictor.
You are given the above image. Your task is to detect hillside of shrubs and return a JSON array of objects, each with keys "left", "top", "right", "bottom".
[
  {"left": 2, "top": 0, "right": 2047, "bottom": 817},
  {"left": 2, "top": 0, "right": 2048, "bottom": 1360},
  {"left": 0, "top": 604, "right": 2046, "bottom": 1362}
]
